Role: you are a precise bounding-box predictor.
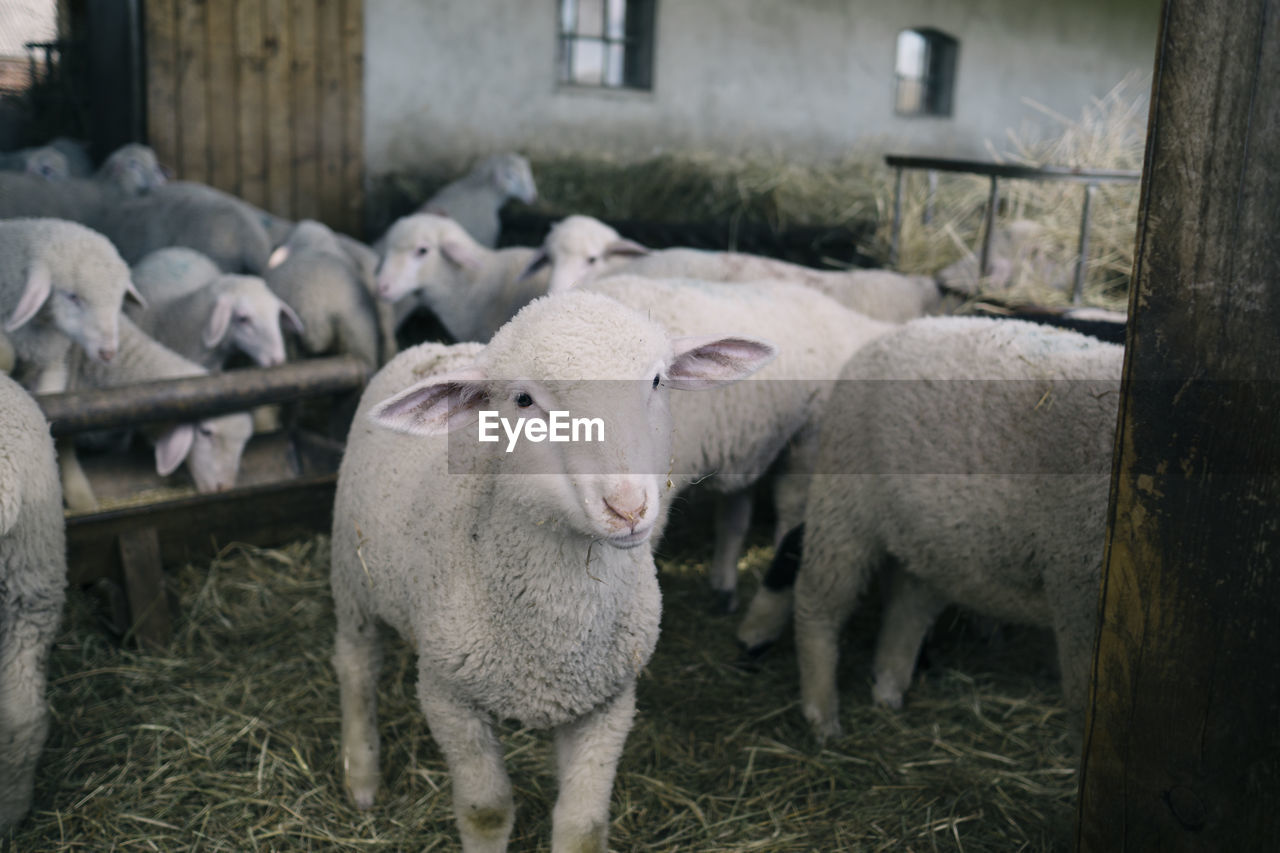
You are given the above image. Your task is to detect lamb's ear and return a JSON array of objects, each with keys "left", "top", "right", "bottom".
[
  {"left": 440, "top": 239, "right": 484, "bottom": 272},
  {"left": 517, "top": 249, "right": 550, "bottom": 281},
  {"left": 4, "top": 261, "right": 52, "bottom": 331},
  {"left": 155, "top": 424, "right": 195, "bottom": 476},
  {"left": 279, "top": 301, "right": 304, "bottom": 334},
  {"left": 203, "top": 293, "right": 235, "bottom": 347},
  {"left": 125, "top": 279, "right": 147, "bottom": 309},
  {"left": 604, "top": 238, "right": 650, "bottom": 260},
  {"left": 267, "top": 244, "right": 291, "bottom": 269},
  {"left": 666, "top": 335, "right": 778, "bottom": 391},
  {"left": 368, "top": 366, "right": 490, "bottom": 436}
]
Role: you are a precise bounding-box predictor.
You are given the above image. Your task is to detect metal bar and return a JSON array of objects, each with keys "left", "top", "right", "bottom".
[
  {"left": 1073, "top": 183, "right": 1098, "bottom": 304},
  {"left": 37, "top": 356, "right": 370, "bottom": 437},
  {"left": 923, "top": 169, "right": 938, "bottom": 225},
  {"left": 980, "top": 175, "right": 999, "bottom": 278},
  {"left": 890, "top": 165, "right": 905, "bottom": 268},
  {"left": 885, "top": 154, "right": 1141, "bottom": 184}
]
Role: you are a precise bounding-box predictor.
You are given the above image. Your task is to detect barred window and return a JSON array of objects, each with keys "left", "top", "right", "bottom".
[
  {"left": 558, "top": 0, "right": 656, "bottom": 90},
  {"left": 895, "top": 28, "right": 958, "bottom": 117}
]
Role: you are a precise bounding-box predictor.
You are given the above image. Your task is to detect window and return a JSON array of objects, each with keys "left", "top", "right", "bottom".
[
  {"left": 894, "top": 28, "right": 958, "bottom": 117},
  {"left": 558, "top": 0, "right": 656, "bottom": 90}
]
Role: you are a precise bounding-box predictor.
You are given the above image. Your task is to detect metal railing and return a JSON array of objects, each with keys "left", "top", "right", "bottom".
[{"left": 885, "top": 155, "right": 1142, "bottom": 303}]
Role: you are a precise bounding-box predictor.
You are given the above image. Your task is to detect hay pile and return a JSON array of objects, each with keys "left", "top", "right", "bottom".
[
  {"left": 9, "top": 510, "right": 1078, "bottom": 851},
  {"left": 874, "top": 75, "right": 1149, "bottom": 310}
]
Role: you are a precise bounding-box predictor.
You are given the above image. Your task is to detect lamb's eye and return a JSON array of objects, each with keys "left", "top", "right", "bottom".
[
  {"left": 652, "top": 374, "right": 660, "bottom": 388},
  {"left": 415, "top": 246, "right": 429, "bottom": 257},
  {"left": 515, "top": 392, "right": 534, "bottom": 408},
  {"left": 63, "top": 291, "right": 83, "bottom": 306},
  {"left": 233, "top": 314, "right": 250, "bottom": 325},
  {"left": 587, "top": 256, "right": 598, "bottom": 265},
  {"left": 198, "top": 426, "right": 214, "bottom": 437}
]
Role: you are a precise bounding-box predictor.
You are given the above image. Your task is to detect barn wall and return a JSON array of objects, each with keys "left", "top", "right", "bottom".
[
  {"left": 145, "top": 0, "right": 364, "bottom": 235},
  {"left": 364, "top": 0, "right": 1159, "bottom": 177}
]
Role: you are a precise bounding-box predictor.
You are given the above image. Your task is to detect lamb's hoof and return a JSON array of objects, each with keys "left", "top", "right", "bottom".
[
  {"left": 710, "top": 589, "right": 738, "bottom": 614},
  {"left": 871, "top": 680, "right": 906, "bottom": 711},
  {"left": 803, "top": 707, "right": 843, "bottom": 744},
  {"left": 345, "top": 777, "right": 378, "bottom": 811}
]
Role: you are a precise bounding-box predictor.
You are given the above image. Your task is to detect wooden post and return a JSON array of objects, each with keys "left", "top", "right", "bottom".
[{"left": 1076, "top": 1, "right": 1280, "bottom": 850}]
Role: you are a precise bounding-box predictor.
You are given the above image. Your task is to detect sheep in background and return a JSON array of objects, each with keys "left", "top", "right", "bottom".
[
  {"left": 419, "top": 152, "right": 538, "bottom": 247},
  {"left": 375, "top": 213, "right": 550, "bottom": 343},
  {"left": 0, "top": 219, "right": 141, "bottom": 395},
  {"left": 263, "top": 220, "right": 389, "bottom": 368},
  {"left": 92, "top": 180, "right": 275, "bottom": 273},
  {"left": 0, "top": 143, "right": 164, "bottom": 221},
  {"left": 585, "top": 275, "right": 894, "bottom": 612},
  {"left": 0, "top": 145, "right": 70, "bottom": 180},
  {"left": 0, "top": 372, "right": 65, "bottom": 832},
  {"left": 128, "top": 249, "right": 301, "bottom": 369},
  {"left": 59, "top": 315, "right": 255, "bottom": 511},
  {"left": 332, "top": 291, "right": 774, "bottom": 850},
  {"left": 791, "top": 317, "right": 1120, "bottom": 740},
  {"left": 526, "top": 214, "right": 948, "bottom": 323}
]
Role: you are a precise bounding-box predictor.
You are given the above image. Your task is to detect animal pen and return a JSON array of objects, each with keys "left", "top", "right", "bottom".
[{"left": 5, "top": 0, "right": 1279, "bottom": 850}]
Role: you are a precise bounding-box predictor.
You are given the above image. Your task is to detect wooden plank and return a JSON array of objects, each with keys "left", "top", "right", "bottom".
[
  {"left": 340, "top": 0, "right": 364, "bottom": 236},
  {"left": 235, "top": 0, "right": 268, "bottom": 206},
  {"left": 204, "top": 0, "right": 238, "bottom": 192},
  {"left": 37, "top": 356, "right": 370, "bottom": 436},
  {"left": 118, "top": 527, "right": 172, "bottom": 650},
  {"left": 317, "top": 0, "right": 346, "bottom": 228},
  {"left": 290, "top": 0, "right": 320, "bottom": 219},
  {"left": 262, "top": 0, "right": 294, "bottom": 219},
  {"left": 174, "top": 0, "right": 210, "bottom": 181},
  {"left": 1075, "top": 1, "right": 1280, "bottom": 850},
  {"left": 144, "top": 0, "right": 179, "bottom": 170},
  {"left": 68, "top": 475, "right": 338, "bottom": 587}
]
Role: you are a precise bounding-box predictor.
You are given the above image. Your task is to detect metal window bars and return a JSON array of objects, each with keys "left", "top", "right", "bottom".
[{"left": 885, "top": 155, "right": 1141, "bottom": 303}]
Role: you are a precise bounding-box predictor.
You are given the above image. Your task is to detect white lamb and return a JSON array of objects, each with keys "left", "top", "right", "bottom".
[
  {"left": 93, "top": 180, "right": 275, "bottom": 273},
  {"left": 527, "top": 214, "right": 946, "bottom": 322},
  {"left": 0, "top": 372, "right": 65, "bottom": 832},
  {"left": 0, "top": 218, "right": 140, "bottom": 395},
  {"left": 419, "top": 152, "right": 538, "bottom": 247},
  {"left": 0, "top": 143, "right": 165, "bottom": 221},
  {"left": 332, "top": 291, "right": 774, "bottom": 851},
  {"left": 128, "top": 249, "right": 302, "bottom": 369},
  {"left": 584, "top": 275, "right": 894, "bottom": 611},
  {"left": 0, "top": 145, "right": 70, "bottom": 180},
  {"left": 263, "top": 220, "right": 389, "bottom": 368},
  {"left": 375, "top": 213, "right": 550, "bottom": 343},
  {"left": 791, "top": 316, "right": 1121, "bottom": 740},
  {"left": 60, "top": 315, "right": 255, "bottom": 511}
]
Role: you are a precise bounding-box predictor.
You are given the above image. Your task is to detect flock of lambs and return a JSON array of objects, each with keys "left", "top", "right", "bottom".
[{"left": 0, "top": 139, "right": 1122, "bottom": 850}]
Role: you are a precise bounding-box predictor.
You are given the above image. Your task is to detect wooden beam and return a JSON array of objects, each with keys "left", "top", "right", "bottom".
[
  {"left": 174, "top": 0, "right": 210, "bottom": 181},
  {"left": 1075, "top": 1, "right": 1280, "bottom": 850},
  {"left": 143, "top": 0, "right": 178, "bottom": 168},
  {"left": 290, "top": 0, "right": 320, "bottom": 220},
  {"left": 117, "top": 527, "right": 171, "bottom": 649},
  {"left": 262, "top": 0, "right": 295, "bottom": 219},
  {"left": 36, "top": 356, "right": 369, "bottom": 436},
  {"left": 235, "top": 0, "right": 268, "bottom": 207}
]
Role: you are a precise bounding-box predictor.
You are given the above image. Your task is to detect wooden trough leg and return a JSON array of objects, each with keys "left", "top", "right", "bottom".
[{"left": 117, "top": 527, "right": 171, "bottom": 650}]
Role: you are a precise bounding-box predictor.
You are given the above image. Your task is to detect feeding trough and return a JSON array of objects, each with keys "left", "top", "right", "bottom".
[{"left": 36, "top": 356, "right": 370, "bottom": 649}]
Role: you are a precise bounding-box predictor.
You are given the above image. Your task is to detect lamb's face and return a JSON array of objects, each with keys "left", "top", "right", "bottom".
[
  {"left": 544, "top": 216, "right": 649, "bottom": 294},
  {"left": 54, "top": 255, "right": 131, "bottom": 365},
  {"left": 375, "top": 215, "right": 454, "bottom": 303},
  {"left": 210, "top": 279, "right": 299, "bottom": 367},
  {"left": 368, "top": 291, "right": 778, "bottom": 550},
  {"left": 186, "top": 412, "right": 254, "bottom": 493}
]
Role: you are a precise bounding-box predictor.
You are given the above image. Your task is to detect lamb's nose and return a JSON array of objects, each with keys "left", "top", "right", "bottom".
[
  {"left": 603, "top": 490, "right": 648, "bottom": 530},
  {"left": 98, "top": 346, "right": 115, "bottom": 362}
]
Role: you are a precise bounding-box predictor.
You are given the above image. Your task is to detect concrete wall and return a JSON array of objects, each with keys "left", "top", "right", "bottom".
[{"left": 365, "top": 0, "right": 1159, "bottom": 176}]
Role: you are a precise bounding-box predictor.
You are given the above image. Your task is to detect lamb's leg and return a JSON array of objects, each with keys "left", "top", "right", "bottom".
[
  {"left": 870, "top": 567, "right": 948, "bottom": 710},
  {"left": 550, "top": 682, "right": 636, "bottom": 853},
  {"left": 56, "top": 437, "right": 98, "bottom": 512},
  {"left": 709, "top": 488, "right": 753, "bottom": 613},
  {"left": 0, "top": 602, "right": 59, "bottom": 831},
  {"left": 419, "top": 681, "right": 513, "bottom": 853},
  {"left": 794, "top": 526, "right": 880, "bottom": 742},
  {"left": 332, "top": 603, "right": 383, "bottom": 810}
]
